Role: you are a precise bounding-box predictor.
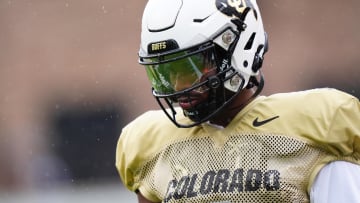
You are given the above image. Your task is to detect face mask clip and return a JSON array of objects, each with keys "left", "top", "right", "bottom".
[{"left": 208, "top": 76, "right": 221, "bottom": 89}]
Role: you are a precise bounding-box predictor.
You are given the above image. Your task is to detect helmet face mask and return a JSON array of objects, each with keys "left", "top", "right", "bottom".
[
  {"left": 152, "top": 67, "right": 246, "bottom": 128},
  {"left": 139, "top": 0, "right": 267, "bottom": 127},
  {"left": 140, "top": 39, "right": 246, "bottom": 127}
]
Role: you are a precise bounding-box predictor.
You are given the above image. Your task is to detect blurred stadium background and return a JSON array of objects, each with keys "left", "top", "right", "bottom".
[{"left": 0, "top": 0, "right": 359, "bottom": 202}]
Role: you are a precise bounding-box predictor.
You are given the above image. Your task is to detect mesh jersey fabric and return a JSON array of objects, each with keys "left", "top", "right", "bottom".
[{"left": 116, "top": 88, "right": 360, "bottom": 203}]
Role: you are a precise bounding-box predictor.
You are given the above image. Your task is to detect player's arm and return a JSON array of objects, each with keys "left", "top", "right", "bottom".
[
  {"left": 137, "top": 192, "right": 160, "bottom": 203},
  {"left": 310, "top": 161, "right": 360, "bottom": 203},
  {"left": 310, "top": 93, "right": 360, "bottom": 202}
]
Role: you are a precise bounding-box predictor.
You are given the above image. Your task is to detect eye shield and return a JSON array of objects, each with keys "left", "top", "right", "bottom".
[{"left": 139, "top": 42, "right": 217, "bottom": 96}]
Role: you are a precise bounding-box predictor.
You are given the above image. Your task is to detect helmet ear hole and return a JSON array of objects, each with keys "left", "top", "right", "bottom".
[
  {"left": 251, "top": 53, "right": 262, "bottom": 72},
  {"left": 251, "top": 32, "right": 269, "bottom": 72},
  {"left": 244, "top": 32, "right": 256, "bottom": 50}
]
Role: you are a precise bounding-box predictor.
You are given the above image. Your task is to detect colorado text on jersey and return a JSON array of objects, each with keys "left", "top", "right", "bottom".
[{"left": 164, "top": 168, "right": 280, "bottom": 202}]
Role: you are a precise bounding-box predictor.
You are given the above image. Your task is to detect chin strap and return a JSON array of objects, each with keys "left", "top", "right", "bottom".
[{"left": 252, "top": 71, "right": 264, "bottom": 98}]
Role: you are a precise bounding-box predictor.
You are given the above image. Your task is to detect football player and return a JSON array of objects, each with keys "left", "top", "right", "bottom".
[{"left": 116, "top": 0, "right": 360, "bottom": 202}]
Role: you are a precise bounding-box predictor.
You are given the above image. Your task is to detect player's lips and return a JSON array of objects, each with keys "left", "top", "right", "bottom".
[
  {"left": 177, "top": 94, "right": 204, "bottom": 110},
  {"left": 175, "top": 85, "right": 210, "bottom": 110}
]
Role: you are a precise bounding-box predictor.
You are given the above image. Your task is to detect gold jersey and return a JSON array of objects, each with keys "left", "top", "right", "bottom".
[{"left": 116, "top": 88, "right": 360, "bottom": 203}]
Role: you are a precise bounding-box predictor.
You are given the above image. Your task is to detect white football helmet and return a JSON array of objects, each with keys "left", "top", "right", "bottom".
[{"left": 139, "top": 0, "right": 268, "bottom": 127}]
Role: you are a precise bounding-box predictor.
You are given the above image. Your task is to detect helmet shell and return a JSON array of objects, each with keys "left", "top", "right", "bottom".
[{"left": 139, "top": 0, "right": 267, "bottom": 92}]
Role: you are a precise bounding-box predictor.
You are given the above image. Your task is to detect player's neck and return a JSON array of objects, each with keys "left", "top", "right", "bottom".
[{"left": 209, "top": 88, "right": 255, "bottom": 127}]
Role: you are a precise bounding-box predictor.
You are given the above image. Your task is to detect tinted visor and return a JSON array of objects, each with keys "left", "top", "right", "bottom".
[{"left": 141, "top": 43, "right": 217, "bottom": 96}]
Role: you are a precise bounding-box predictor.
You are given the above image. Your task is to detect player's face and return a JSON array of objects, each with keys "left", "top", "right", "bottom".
[{"left": 175, "top": 68, "right": 216, "bottom": 110}]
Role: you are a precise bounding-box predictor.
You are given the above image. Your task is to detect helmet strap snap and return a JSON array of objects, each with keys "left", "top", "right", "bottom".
[{"left": 208, "top": 76, "right": 221, "bottom": 89}]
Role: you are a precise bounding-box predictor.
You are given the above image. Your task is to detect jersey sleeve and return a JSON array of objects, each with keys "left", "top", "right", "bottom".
[
  {"left": 115, "top": 124, "right": 137, "bottom": 191},
  {"left": 327, "top": 93, "right": 360, "bottom": 161},
  {"left": 115, "top": 121, "right": 161, "bottom": 202},
  {"left": 115, "top": 110, "right": 180, "bottom": 202},
  {"left": 308, "top": 92, "right": 360, "bottom": 198}
]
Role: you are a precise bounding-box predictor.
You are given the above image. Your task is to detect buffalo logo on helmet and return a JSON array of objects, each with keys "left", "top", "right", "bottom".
[{"left": 216, "top": 0, "right": 256, "bottom": 20}]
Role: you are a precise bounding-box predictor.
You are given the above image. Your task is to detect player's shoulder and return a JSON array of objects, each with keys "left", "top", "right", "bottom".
[
  {"left": 247, "top": 88, "right": 358, "bottom": 131},
  {"left": 117, "top": 108, "right": 201, "bottom": 173},
  {"left": 122, "top": 109, "right": 177, "bottom": 140},
  {"left": 267, "top": 88, "right": 356, "bottom": 107},
  {"left": 244, "top": 88, "right": 359, "bottom": 148},
  {"left": 119, "top": 108, "right": 197, "bottom": 153}
]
